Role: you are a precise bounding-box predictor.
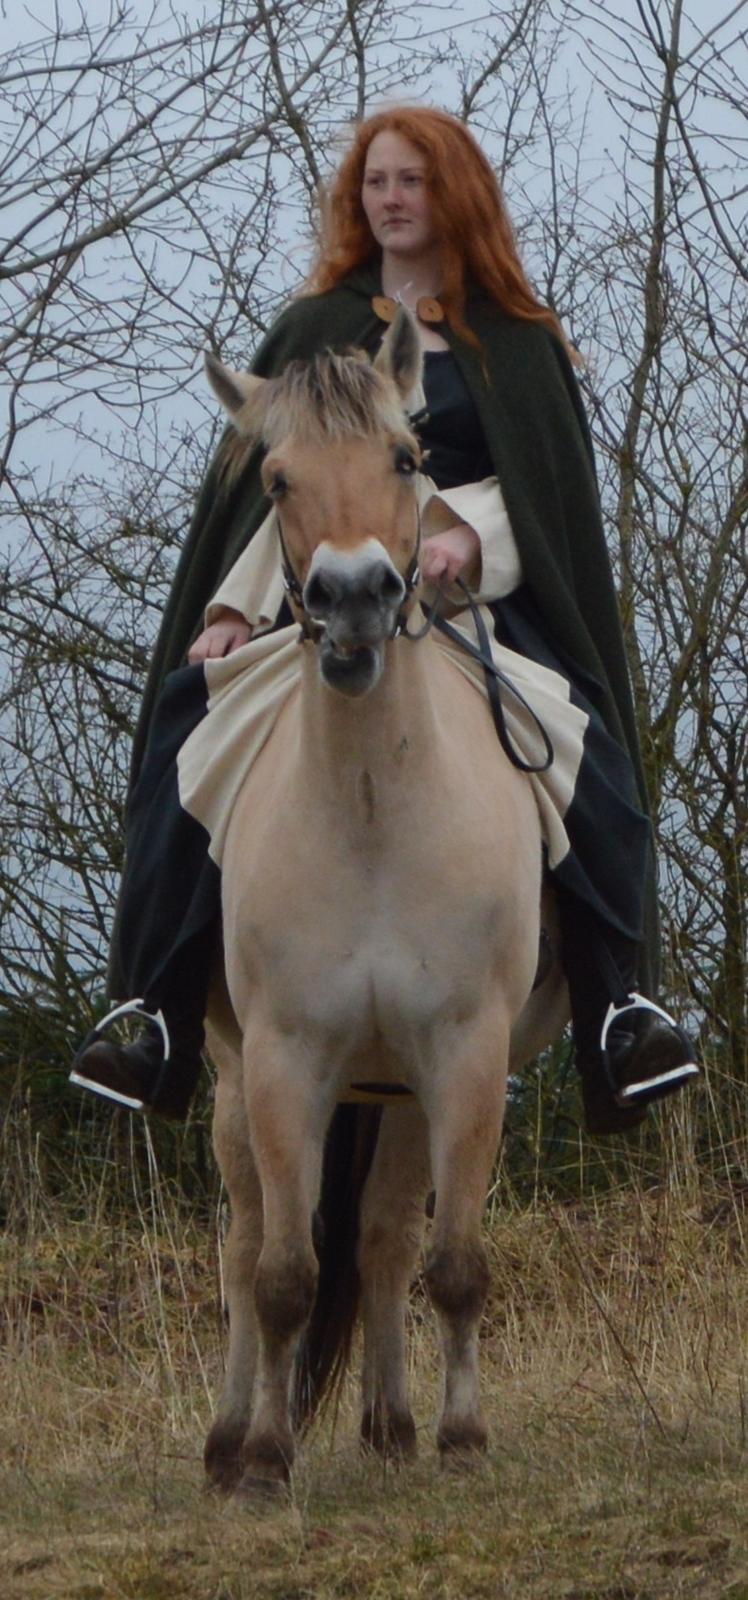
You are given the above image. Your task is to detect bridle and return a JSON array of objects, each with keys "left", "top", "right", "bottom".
[
  {"left": 275, "top": 498, "right": 554, "bottom": 778},
  {"left": 276, "top": 500, "right": 425, "bottom": 644}
]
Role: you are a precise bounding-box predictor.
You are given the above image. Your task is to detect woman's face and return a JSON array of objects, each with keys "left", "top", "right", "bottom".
[{"left": 361, "top": 130, "right": 438, "bottom": 261}]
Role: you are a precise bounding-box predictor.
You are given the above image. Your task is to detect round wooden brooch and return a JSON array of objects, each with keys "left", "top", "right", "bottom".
[{"left": 372, "top": 295, "right": 445, "bottom": 325}]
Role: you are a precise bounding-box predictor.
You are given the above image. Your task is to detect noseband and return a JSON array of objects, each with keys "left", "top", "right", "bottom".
[{"left": 276, "top": 506, "right": 423, "bottom": 643}]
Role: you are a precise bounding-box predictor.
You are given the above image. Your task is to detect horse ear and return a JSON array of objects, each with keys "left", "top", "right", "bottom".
[
  {"left": 204, "top": 351, "right": 267, "bottom": 435},
  {"left": 373, "top": 305, "right": 422, "bottom": 399}
]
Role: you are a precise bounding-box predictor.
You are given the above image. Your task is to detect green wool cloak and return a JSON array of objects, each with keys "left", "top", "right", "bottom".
[{"left": 128, "top": 259, "right": 658, "bottom": 973}]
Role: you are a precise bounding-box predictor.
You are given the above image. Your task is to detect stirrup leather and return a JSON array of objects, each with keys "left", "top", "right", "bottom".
[
  {"left": 69, "top": 999, "right": 170, "bottom": 1111},
  {"left": 600, "top": 992, "right": 700, "bottom": 1107}
]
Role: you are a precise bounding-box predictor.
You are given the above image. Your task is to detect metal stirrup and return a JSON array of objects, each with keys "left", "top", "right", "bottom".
[
  {"left": 601, "top": 992, "right": 700, "bottom": 1105},
  {"left": 69, "top": 998, "right": 170, "bottom": 1112}
]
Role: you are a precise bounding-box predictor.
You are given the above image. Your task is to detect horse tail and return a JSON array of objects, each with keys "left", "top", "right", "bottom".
[{"left": 293, "top": 1103, "right": 382, "bottom": 1428}]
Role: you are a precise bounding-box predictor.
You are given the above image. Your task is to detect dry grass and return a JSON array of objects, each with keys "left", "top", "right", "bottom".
[{"left": 4, "top": 1099, "right": 748, "bottom": 1599}]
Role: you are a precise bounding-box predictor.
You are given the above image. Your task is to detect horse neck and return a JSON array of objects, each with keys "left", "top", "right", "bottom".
[{"left": 297, "top": 636, "right": 442, "bottom": 798}]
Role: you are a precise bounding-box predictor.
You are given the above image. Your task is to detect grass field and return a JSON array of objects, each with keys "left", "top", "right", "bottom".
[{"left": 3, "top": 1097, "right": 748, "bottom": 1599}]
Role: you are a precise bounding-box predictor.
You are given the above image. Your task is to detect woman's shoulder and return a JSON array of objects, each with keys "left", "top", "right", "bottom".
[
  {"left": 251, "top": 279, "right": 373, "bottom": 374},
  {"left": 467, "top": 289, "right": 563, "bottom": 351},
  {"left": 461, "top": 290, "right": 592, "bottom": 454},
  {"left": 467, "top": 293, "right": 580, "bottom": 396},
  {"left": 249, "top": 295, "right": 323, "bottom": 372}
]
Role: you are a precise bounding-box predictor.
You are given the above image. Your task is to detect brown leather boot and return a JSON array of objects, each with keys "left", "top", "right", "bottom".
[
  {"left": 578, "top": 1000, "right": 698, "bottom": 1135},
  {"left": 602, "top": 998, "right": 699, "bottom": 1111},
  {"left": 71, "top": 1007, "right": 202, "bottom": 1121}
]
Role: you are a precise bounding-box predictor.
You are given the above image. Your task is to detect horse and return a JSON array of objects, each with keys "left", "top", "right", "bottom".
[{"left": 201, "top": 308, "right": 567, "bottom": 1495}]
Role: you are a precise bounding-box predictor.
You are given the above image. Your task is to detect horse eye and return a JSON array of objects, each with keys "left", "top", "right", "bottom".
[
  {"left": 394, "top": 446, "right": 417, "bottom": 477},
  {"left": 268, "top": 470, "right": 288, "bottom": 499}
]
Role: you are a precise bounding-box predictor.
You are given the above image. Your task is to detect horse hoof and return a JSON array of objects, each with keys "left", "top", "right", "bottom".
[
  {"left": 437, "top": 1419, "right": 488, "bottom": 1468},
  {"left": 204, "top": 1418, "right": 248, "bottom": 1493},
  {"left": 360, "top": 1406, "right": 417, "bottom": 1461},
  {"left": 235, "top": 1470, "right": 292, "bottom": 1505},
  {"left": 237, "top": 1430, "right": 293, "bottom": 1499}
]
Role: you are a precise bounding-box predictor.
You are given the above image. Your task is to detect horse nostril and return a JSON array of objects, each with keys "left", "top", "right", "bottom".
[
  {"left": 304, "top": 556, "right": 405, "bottom": 622},
  {"left": 366, "top": 561, "right": 406, "bottom": 605},
  {"left": 304, "top": 572, "right": 338, "bottom": 616}
]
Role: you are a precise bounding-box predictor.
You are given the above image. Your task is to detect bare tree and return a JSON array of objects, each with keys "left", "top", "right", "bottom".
[
  {"left": 0, "top": 0, "right": 553, "bottom": 1050},
  {"left": 561, "top": 0, "right": 748, "bottom": 1070},
  {"left": 1, "top": 0, "right": 746, "bottom": 1101}
]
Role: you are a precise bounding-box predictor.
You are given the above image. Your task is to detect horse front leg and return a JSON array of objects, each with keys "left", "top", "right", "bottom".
[
  {"left": 357, "top": 1101, "right": 431, "bottom": 1459},
  {"left": 423, "top": 1007, "right": 510, "bottom": 1463},
  {"left": 239, "top": 1030, "right": 332, "bottom": 1495},
  {"left": 204, "top": 1051, "right": 262, "bottom": 1492}
]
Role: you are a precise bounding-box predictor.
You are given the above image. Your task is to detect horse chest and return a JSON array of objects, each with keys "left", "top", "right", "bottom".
[
  {"left": 223, "top": 680, "right": 542, "bottom": 1050},
  {"left": 227, "top": 848, "right": 529, "bottom": 1058}
]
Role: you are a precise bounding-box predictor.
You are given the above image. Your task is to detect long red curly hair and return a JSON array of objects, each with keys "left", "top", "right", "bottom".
[{"left": 306, "top": 105, "right": 565, "bottom": 351}]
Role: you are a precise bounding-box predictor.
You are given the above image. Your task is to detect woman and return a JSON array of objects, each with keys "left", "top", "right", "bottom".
[{"left": 72, "top": 107, "right": 698, "bottom": 1134}]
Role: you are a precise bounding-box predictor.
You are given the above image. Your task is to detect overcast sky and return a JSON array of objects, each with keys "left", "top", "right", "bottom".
[{"left": 1, "top": 0, "right": 745, "bottom": 513}]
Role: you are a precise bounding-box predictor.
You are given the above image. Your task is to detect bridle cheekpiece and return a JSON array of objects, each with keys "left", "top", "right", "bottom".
[{"left": 276, "top": 497, "right": 425, "bottom": 644}]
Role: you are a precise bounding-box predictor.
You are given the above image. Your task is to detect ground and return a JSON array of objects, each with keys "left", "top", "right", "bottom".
[{"left": 3, "top": 1138, "right": 748, "bottom": 1599}]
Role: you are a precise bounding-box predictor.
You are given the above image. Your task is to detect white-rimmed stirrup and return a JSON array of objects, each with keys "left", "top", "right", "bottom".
[
  {"left": 601, "top": 992, "right": 700, "bottom": 1109},
  {"left": 69, "top": 998, "right": 171, "bottom": 1112}
]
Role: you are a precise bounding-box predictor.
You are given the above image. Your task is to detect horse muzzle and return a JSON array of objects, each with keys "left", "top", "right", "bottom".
[{"left": 302, "top": 544, "right": 407, "bottom": 698}]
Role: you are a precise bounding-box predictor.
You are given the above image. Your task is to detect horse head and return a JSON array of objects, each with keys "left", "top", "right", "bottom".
[{"left": 205, "top": 307, "right": 423, "bottom": 696}]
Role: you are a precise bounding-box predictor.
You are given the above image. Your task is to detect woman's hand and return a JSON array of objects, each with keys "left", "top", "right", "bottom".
[
  {"left": 188, "top": 606, "right": 252, "bottom": 663},
  {"left": 421, "top": 523, "right": 481, "bottom": 587}
]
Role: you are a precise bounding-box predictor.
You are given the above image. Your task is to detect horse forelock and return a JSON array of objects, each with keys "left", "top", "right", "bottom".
[
  {"left": 262, "top": 351, "right": 411, "bottom": 447},
  {"left": 218, "top": 350, "right": 415, "bottom": 483}
]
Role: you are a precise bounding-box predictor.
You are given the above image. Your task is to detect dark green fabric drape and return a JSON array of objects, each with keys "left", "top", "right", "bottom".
[{"left": 124, "top": 261, "right": 659, "bottom": 983}]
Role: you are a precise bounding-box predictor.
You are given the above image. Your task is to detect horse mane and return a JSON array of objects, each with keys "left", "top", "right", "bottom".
[{"left": 218, "top": 348, "right": 416, "bottom": 485}]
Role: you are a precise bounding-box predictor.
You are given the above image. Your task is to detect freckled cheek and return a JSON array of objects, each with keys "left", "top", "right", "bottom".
[{"left": 361, "top": 196, "right": 380, "bottom": 233}]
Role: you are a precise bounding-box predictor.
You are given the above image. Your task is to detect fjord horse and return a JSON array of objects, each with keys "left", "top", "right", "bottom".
[{"left": 202, "top": 310, "right": 566, "bottom": 1494}]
